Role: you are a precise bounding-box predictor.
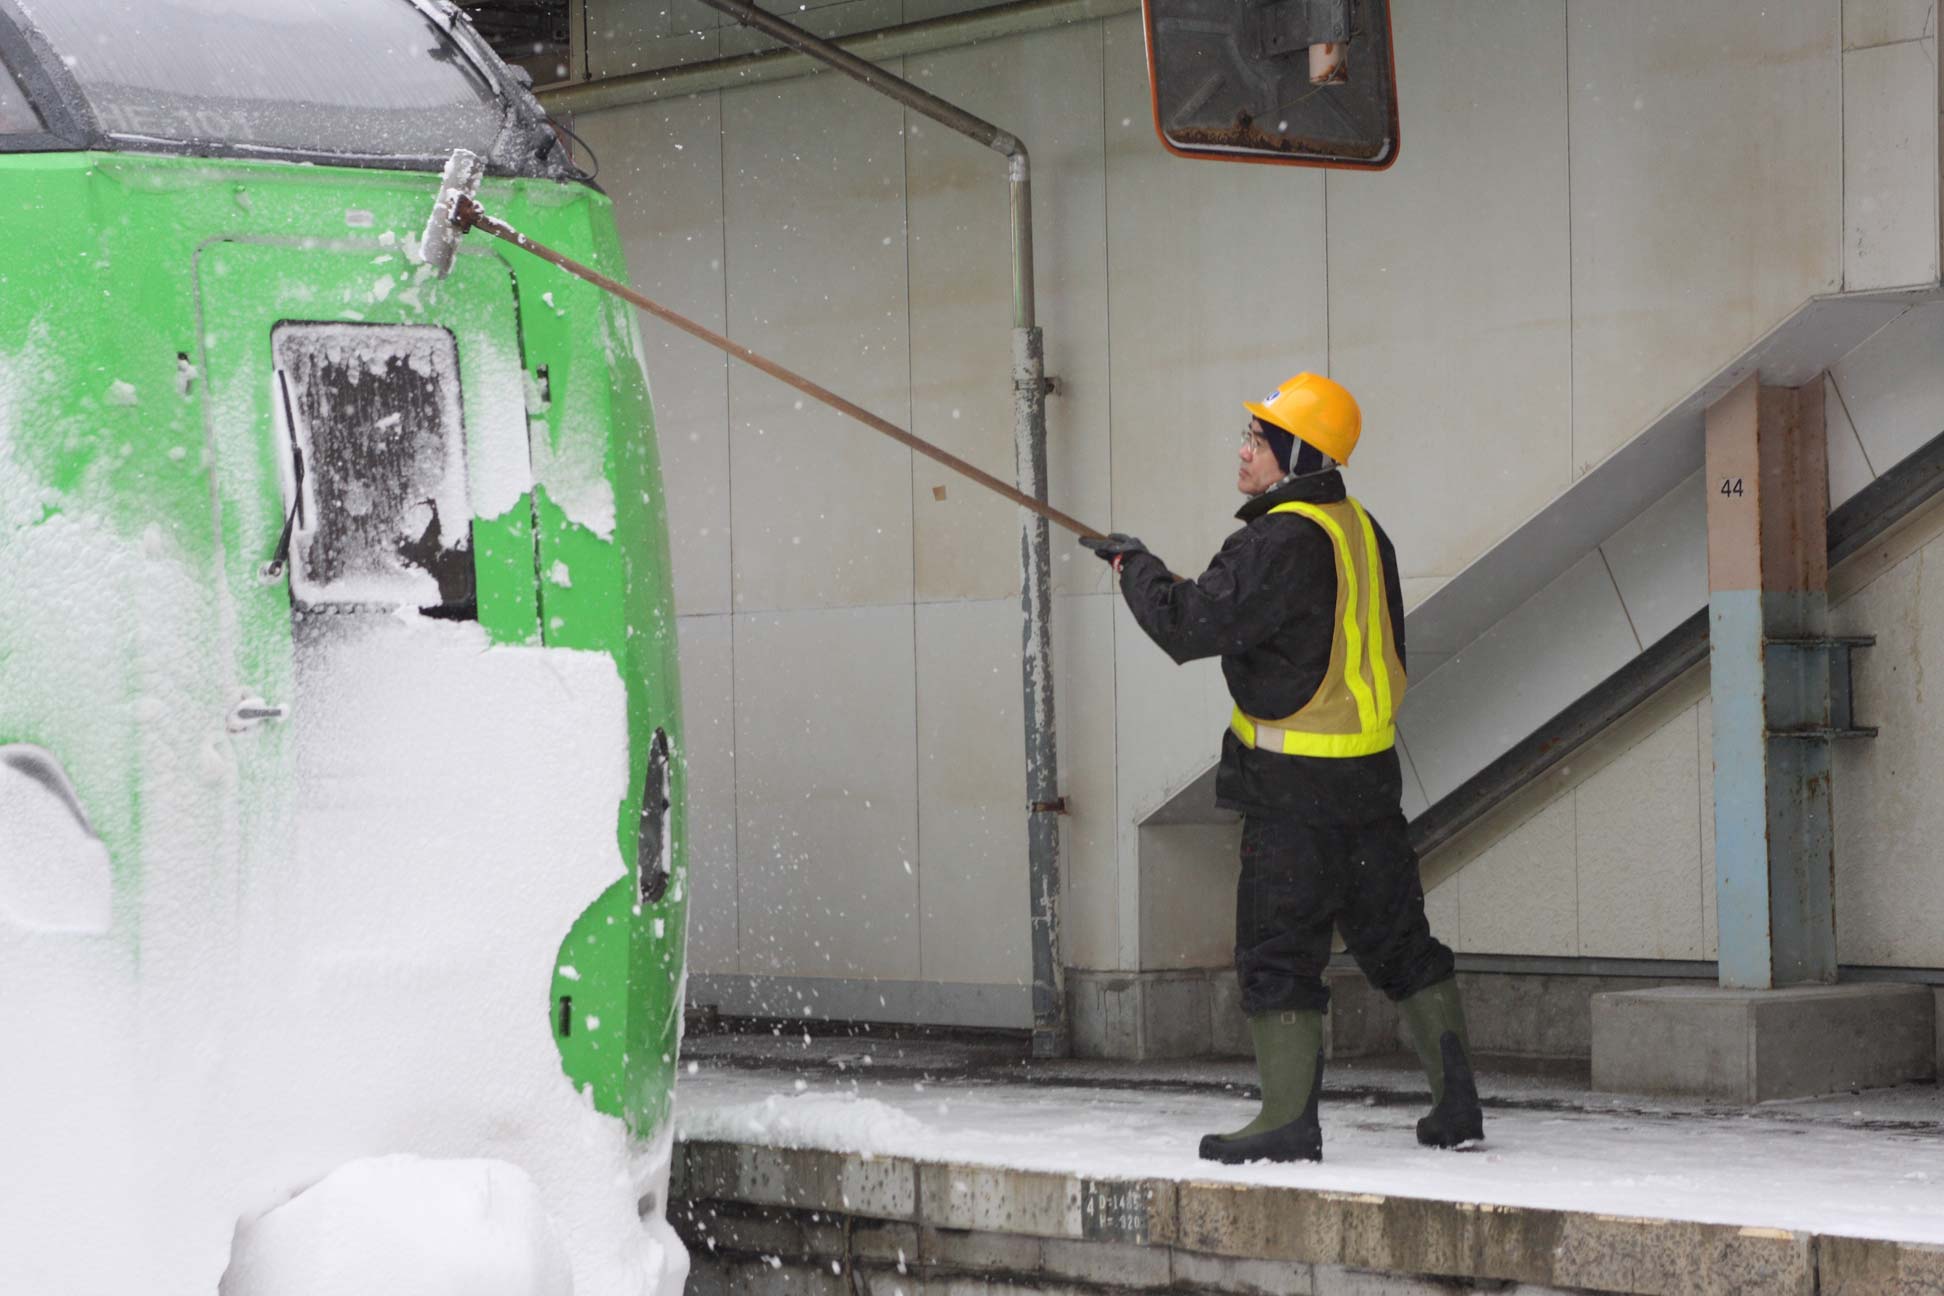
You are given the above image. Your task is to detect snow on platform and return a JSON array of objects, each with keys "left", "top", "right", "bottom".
[{"left": 668, "top": 1037, "right": 1944, "bottom": 1294}]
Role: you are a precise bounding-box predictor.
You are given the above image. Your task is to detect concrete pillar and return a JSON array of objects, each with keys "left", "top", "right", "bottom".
[
  {"left": 1703, "top": 374, "right": 1834, "bottom": 989},
  {"left": 1593, "top": 375, "right": 1934, "bottom": 1101}
]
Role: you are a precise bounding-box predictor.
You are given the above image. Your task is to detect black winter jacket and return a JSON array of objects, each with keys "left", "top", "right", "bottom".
[{"left": 1116, "top": 470, "right": 1409, "bottom": 825}]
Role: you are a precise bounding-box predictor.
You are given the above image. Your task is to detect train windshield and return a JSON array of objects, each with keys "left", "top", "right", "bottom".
[{"left": 14, "top": 0, "right": 503, "bottom": 160}]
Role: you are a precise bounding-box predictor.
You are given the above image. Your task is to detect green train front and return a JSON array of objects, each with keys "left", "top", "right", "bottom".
[{"left": 0, "top": 1, "right": 686, "bottom": 1287}]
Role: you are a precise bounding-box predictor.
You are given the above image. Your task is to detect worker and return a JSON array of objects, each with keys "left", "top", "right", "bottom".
[{"left": 1081, "top": 373, "right": 1483, "bottom": 1163}]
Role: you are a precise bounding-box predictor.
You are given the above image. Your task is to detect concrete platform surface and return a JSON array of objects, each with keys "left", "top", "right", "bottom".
[{"left": 670, "top": 1041, "right": 1944, "bottom": 1293}]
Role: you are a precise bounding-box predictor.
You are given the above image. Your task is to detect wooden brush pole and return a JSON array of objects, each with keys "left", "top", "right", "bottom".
[{"left": 457, "top": 199, "right": 1106, "bottom": 541}]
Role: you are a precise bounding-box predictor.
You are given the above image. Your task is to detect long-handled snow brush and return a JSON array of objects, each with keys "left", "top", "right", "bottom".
[{"left": 417, "top": 149, "right": 1106, "bottom": 541}]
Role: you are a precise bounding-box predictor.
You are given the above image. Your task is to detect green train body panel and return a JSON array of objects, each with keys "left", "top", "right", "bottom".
[{"left": 0, "top": 150, "right": 684, "bottom": 1135}]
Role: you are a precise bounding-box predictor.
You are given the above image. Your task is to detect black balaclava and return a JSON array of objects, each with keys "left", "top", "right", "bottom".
[{"left": 1260, "top": 422, "right": 1331, "bottom": 476}]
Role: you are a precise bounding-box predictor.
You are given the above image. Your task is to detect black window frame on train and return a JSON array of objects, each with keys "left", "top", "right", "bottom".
[
  {"left": 0, "top": 7, "right": 86, "bottom": 153},
  {"left": 0, "top": 37, "right": 43, "bottom": 136},
  {"left": 0, "top": 0, "right": 587, "bottom": 183}
]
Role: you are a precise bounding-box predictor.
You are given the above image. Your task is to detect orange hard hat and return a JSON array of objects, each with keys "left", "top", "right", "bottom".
[{"left": 1244, "top": 372, "right": 1361, "bottom": 465}]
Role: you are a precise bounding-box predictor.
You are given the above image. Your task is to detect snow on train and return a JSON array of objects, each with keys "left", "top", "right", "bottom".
[{"left": 0, "top": 1, "right": 688, "bottom": 1289}]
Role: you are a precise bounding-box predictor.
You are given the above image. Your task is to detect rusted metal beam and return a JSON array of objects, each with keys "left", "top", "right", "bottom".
[{"left": 1706, "top": 375, "right": 1839, "bottom": 990}]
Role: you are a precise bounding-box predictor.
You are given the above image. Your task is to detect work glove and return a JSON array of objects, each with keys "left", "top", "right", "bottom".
[{"left": 1080, "top": 533, "right": 1147, "bottom": 562}]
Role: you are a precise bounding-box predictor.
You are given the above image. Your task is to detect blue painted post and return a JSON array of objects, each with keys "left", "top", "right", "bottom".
[{"left": 1704, "top": 375, "right": 1836, "bottom": 990}]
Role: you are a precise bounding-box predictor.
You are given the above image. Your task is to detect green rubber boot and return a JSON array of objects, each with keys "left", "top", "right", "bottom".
[
  {"left": 1199, "top": 1009, "right": 1324, "bottom": 1164},
  {"left": 1399, "top": 978, "right": 1484, "bottom": 1148}
]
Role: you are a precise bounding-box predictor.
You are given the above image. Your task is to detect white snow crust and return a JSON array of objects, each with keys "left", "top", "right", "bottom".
[
  {"left": 533, "top": 408, "right": 617, "bottom": 539},
  {"left": 687, "top": 1090, "right": 931, "bottom": 1158},
  {"left": 1, "top": 337, "right": 684, "bottom": 1294},
  {"left": 679, "top": 1070, "right": 1944, "bottom": 1247},
  {"left": 467, "top": 326, "right": 539, "bottom": 523},
  {"left": 529, "top": 303, "right": 616, "bottom": 539}
]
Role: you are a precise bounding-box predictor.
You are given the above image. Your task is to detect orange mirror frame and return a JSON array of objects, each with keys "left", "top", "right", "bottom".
[{"left": 1142, "top": 0, "right": 1400, "bottom": 171}]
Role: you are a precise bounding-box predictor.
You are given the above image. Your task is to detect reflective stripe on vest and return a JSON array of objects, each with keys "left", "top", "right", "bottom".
[{"left": 1229, "top": 496, "right": 1406, "bottom": 759}]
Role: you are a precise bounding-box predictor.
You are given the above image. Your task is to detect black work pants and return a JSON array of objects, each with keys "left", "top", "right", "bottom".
[{"left": 1234, "top": 810, "right": 1454, "bottom": 1016}]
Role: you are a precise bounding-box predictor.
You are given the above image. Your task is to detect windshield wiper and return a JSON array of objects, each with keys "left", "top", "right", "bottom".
[{"left": 261, "top": 371, "right": 307, "bottom": 582}]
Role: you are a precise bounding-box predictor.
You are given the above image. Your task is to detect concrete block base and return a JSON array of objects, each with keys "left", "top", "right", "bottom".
[
  {"left": 1072, "top": 964, "right": 1709, "bottom": 1065},
  {"left": 1067, "top": 968, "right": 1388, "bottom": 1061},
  {"left": 1591, "top": 982, "right": 1936, "bottom": 1101},
  {"left": 673, "top": 1138, "right": 1895, "bottom": 1295},
  {"left": 1067, "top": 969, "right": 1218, "bottom": 1060},
  {"left": 1071, "top": 968, "right": 1372, "bottom": 1061}
]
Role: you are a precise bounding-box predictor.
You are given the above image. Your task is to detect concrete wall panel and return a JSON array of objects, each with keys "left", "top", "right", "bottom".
[
  {"left": 723, "top": 73, "right": 915, "bottom": 613},
  {"left": 585, "top": 0, "right": 714, "bottom": 77},
  {"left": 1831, "top": 302, "right": 1944, "bottom": 475},
  {"left": 1397, "top": 733, "right": 1430, "bottom": 820},
  {"left": 733, "top": 605, "right": 920, "bottom": 979},
  {"left": 1834, "top": 530, "right": 1944, "bottom": 966},
  {"left": 1825, "top": 373, "right": 1879, "bottom": 508},
  {"left": 905, "top": 24, "right": 1111, "bottom": 601},
  {"left": 1568, "top": 0, "right": 1842, "bottom": 473},
  {"left": 718, "top": 0, "right": 903, "bottom": 59},
  {"left": 1845, "top": 0, "right": 1936, "bottom": 49},
  {"left": 1138, "top": 823, "right": 1242, "bottom": 971},
  {"left": 903, "top": 0, "right": 1027, "bottom": 19},
  {"left": 1455, "top": 796, "right": 1577, "bottom": 957},
  {"left": 574, "top": 95, "right": 733, "bottom": 616},
  {"left": 1599, "top": 470, "right": 1707, "bottom": 649},
  {"left": 1401, "top": 577, "right": 1448, "bottom": 614},
  {"left": 1698, "top": 696, "right": 1718, "bottom": 962},
  {"left": 678, "top": 614, "right": 740, "bottom": 975},
  {"left": 1399, "top": 551, "right": 1640, "bottom": 805},
  {"left": 1112, "top": 598, "right": 1228, "bottom": 967},
  {"left": 1328, "top": 0, "right": 1572, "bottom": 583},
  {"left": 915, "top": 598, "right": 1029, "bottom": 985},
  {"left": 1842, "top": 37, "right": 1940, "bottom": 291},
  {"left": 1575, "top": 706, "right": 1706, "bottom": 960},
  {"left": 1424, "top": 874, "right": 1459, "bottom": 949},
  {"left": 1054, "top": 591, "right": 1122, "bottom": 971},
  {"left": 584, "top": 0, "right": 886, "bottom": 73},
  {"left": 667, "top": 0, "right": 733, "bottom": 34}
]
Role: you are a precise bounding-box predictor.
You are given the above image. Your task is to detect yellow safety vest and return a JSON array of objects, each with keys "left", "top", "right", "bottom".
[{"left": 1229, "top": 497, "right": 1407, "bottom": 759}]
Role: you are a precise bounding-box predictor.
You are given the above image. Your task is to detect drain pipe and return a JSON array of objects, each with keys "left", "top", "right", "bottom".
[{"left": 695, "top": 0, "right": 1068, "bottom": 1057}]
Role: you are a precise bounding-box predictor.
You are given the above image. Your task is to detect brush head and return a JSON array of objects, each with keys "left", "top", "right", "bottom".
[{"left": 417, "top": 148, "right": 486, "bottom": 278}]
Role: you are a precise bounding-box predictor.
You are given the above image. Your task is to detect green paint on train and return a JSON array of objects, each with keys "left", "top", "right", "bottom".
[{"left": 0, "top": 0, "right": 684, "bottom": 1140}]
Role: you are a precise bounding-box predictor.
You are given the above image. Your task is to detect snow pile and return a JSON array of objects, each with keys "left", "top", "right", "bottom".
[
  {"left": 678, "top": 1089, "right": 932, "bottom": 1157},
  {"left": 0, "top": 610, "right": 686, "bottom": 1294},
  {"left": 212, "top": 618, "right": 679, "bottom": 1295},
  {"left": 219, "top": 1155, "right": 574, "bottom": 1296}
]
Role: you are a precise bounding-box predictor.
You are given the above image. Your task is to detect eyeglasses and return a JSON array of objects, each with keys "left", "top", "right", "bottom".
[{"left": 1239, "top": 426, "right": 1270, "bottom": 455}]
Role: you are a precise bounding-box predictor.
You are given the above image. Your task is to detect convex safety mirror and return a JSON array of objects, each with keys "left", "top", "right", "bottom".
[{"left": 1142, "top": 0, "right": 1399, "bottom": 170}]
